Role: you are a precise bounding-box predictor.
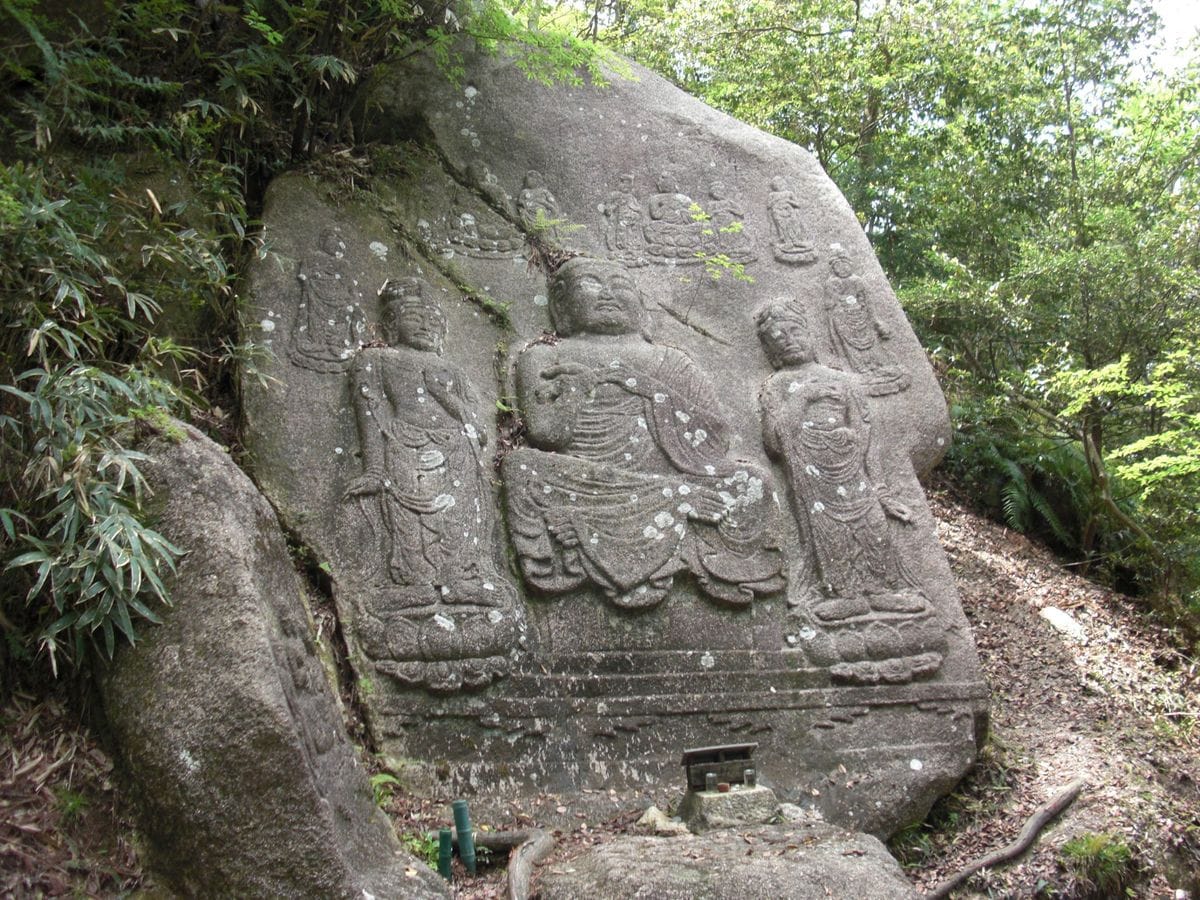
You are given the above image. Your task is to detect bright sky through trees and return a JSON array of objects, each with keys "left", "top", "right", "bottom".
[{"left": 1153, "top": 0, "right": 1200, "bottom": 68}]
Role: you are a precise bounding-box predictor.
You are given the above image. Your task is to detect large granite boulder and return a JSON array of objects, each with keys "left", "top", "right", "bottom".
[
  {"left": 243, "top": 43, "right": 987, "bottom": 837},
  {"left": 536, "top": 822, "right": 919, "bottom": 899},
  {"left": 100, "top": 422, "right": 446, "bottom": 899}
]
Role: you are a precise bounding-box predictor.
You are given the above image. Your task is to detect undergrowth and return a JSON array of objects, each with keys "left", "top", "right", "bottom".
[{"left": 0, "top": 0, "right": 613, "bottom": 687}]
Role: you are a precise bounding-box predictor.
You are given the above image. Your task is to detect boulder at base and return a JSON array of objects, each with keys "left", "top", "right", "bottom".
[
  {"left": 536, "top": 822, "right": 918, "bottom": 899},
  {"left": 100, "top": 422, "right": 446, "bottom": 899}
]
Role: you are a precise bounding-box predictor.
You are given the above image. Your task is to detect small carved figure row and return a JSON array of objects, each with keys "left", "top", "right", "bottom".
[
  {"left": 601, "top": 173, "right": 818, "bottom": 267},
  {"left": 312, "top": 258, "right": 938, "bottom": 692},
  {"left": 441, "top": 165, "right": 820, "bottom": 269},
  {"left": 447, "top": 165, "right": 563, "bottom": 258},
  {"left": 288, "top": 224, "right": 907, "bottom": 398}
]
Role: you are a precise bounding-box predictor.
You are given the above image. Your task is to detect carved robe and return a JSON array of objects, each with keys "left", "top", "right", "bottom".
[
  {"left": 761, "top": 365, "right": 909, "bottom": 600},
  {"left": 289, "top": 261, "right": 365, "bottom": 373},
  {"left": 350, "top": 345, "right": 499, "bottom": 604},
  {"left": 504, "top": 338, "right": 783, "bottom": 608}
]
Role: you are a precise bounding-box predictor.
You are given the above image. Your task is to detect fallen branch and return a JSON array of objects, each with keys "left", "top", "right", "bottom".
[
  {"left": 926, "top": 778, "right": 1086, "bottom": 899},
  {"left": 458, "top": 829, "right": 556, "bottom": 900}
]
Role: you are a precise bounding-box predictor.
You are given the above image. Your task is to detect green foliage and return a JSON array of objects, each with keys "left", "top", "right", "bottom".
[
  {"left": 399, "top": 830, "right": 439, "bottom": 867},
  {"left": 53, "top": 787, "right": 90, "bottom": 822},
  {"left": 0, "top": 0, "right": 614, "bottom": 683},
  {"left": 1060, "top": 831, "right": 1138, "bottom": 897},
  {"left": 0, "top": 158, "right": 219, "bottom": 674},
  {"left": 369, "top": 771, "right": 402, "bottom": 806},
  {"left": 593, "top": 0, "right": 1200, "bottom": 634}
]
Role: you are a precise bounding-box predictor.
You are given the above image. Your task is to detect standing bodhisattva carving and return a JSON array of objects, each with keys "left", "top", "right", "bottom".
[
  {"left": 767, "top": 176, "right": 818, "bottom": 265},
  {"left": 502, "top": 258, "right": 785, "bottom": 609},
  {"left": 601, "top": 173, "right": 645, "bottom": 264},
  {"left": 346, "top": 278, "right": 521, "bottom": 691},
  {"left": 756, "top": 300, "right": 944, "bottom": 684},
  {"left": 289, "top": 227, "right": 366, "bottom": 373},
  {"left": 824, "top": 244, "right": 909, "bottom": 395}
]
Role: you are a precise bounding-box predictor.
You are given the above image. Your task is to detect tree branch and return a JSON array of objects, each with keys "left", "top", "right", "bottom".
[{"left": 927, "top": 779, "right": 1086, "bottom": 899}]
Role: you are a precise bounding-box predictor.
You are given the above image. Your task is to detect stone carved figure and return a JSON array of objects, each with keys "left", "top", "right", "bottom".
[
  {"left": 289, "top": 227, "right": 366, "bottom": 373},
  {"left": 643, "top": 172, "right": 705, "bottom": 262},
  {"left": 346, "top": 278, "right": 521, "bottom": 691},
  {"left": 823, "top": 244, "right": 909, "bottom": 395},
  {"left": 767, "top": 176, "right": 818, "bottom": 265},
  {"left": 639, "top": 174, "right": 755, "bottom": 264},
  {"left": 517, "top": 169, "right": 561, "bottom": 235},
  {"left": 601, "top": 173, "right": 645, "bottom": 263},
  {"left": 502, "top": 258, "right": 785, "bottom": 609},
  {"left": 756, "top": 300, "right": 943, "bottom": 684},
  {"left": 448, "top": 164, "right": 524, "bottom": 259},
  {"left": 706, "top": 181, "right": 755, "bottom": 261}
]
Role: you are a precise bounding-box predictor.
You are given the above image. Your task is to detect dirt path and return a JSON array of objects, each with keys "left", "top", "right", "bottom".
[{"left": 902, "top": 486, "right": 1200, "bottom": 897}]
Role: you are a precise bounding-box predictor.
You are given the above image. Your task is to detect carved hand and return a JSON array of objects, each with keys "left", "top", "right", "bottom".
[
  {"left": 686, "top": 488, "right": 729, "bottom": 524},
  {"left": 880, "top": 494, "right": 912, "bottom": 524},
  {"left": 343, "top": 470, "right": 383, "bottom": 499},
  {"left": 547, "top": 518, "right": 581, "bottom": 548},
  {"left": 535, "top": 363, "right": 597, "bottom": 403}
]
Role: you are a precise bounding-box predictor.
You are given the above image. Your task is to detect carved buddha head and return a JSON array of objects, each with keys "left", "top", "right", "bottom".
[
  {"left": 828, "top": 243, "right": 854, "bottom": 278},
  {"left": 380, "top": 278, "right": 447, "bottom": 354},
  {"left": 549, "top": 258, "right": 650, "bottom": 339},
  {"left": 755, "top": 299, "right": 815, "bottom": 369}
]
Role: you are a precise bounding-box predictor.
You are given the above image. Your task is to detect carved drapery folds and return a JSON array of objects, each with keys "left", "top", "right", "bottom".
[
  {"left": 344, "top": 277, "right": 522, "bottom": 691},
  {"left": 824, "top": 244, "right": 910, "bottom": 395},
  {"left": 503, "top": 258, "right": 785, "bottom": 609},
  {"left": 756, "top": 300, "right": 945, "bottom": 684},
  {"left": 289, "top": 227, "right": 367, "bottom": 373}
]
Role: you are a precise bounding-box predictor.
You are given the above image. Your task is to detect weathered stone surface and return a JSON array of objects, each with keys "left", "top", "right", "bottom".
[
  {"left": 242, "top": 42, "right": 988, "bottom": 837},
  {"left": 100, "top": 422, "right": 446, "bottom": 899},
  {"left": 677, "top": 785, "right": 779, "bottom": 832},
  {"left": 636, "top": 805, "right": 692, "bottom": 836},
  {"left": 536, "top": 823, "right": 919, "bottom": 899}
]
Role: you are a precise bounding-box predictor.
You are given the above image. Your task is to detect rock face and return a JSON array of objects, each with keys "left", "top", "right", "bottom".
[
  {"left": 100, "top": 423, "right": 446, "bottom": 899},
  {"left": 535, "top": 823, "right": 919, "bottom": 899},
  {"left": 243, "top": 44, "right": 987, "bottom": 836}
]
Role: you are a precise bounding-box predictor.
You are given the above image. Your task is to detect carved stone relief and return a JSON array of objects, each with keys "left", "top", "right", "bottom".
[
  {"left": 767, "top": 176, "right": 819, "bottom": 265},
  {"left": 289, "top": 227, "right": 367, "bottom": 373},
  {"left": 248, "top": 55, "right": 990, "bottom": 836},
  {"left": 516, "top": 169, "right": 562, "bottom": 236},
  {"left": 824, "top": 244, "right": 910, "bottom": 395},
  {"left": 502, "top": 258, "right": 785, "bottom": 609},
  {"left": 447, "top": 163, "right": 524, "bottom": 258},
  {"left": 602, "top": 174, "right": 757, "bottom": 266},
  {"left": 600, "top": 173, "right": 646, "bottom": 266},
  {"left": 756, "top": 300, "right": 945, "bottom": 685},
  {"left": 345, "top": 277, "right": 522, "bottom": 691}
]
